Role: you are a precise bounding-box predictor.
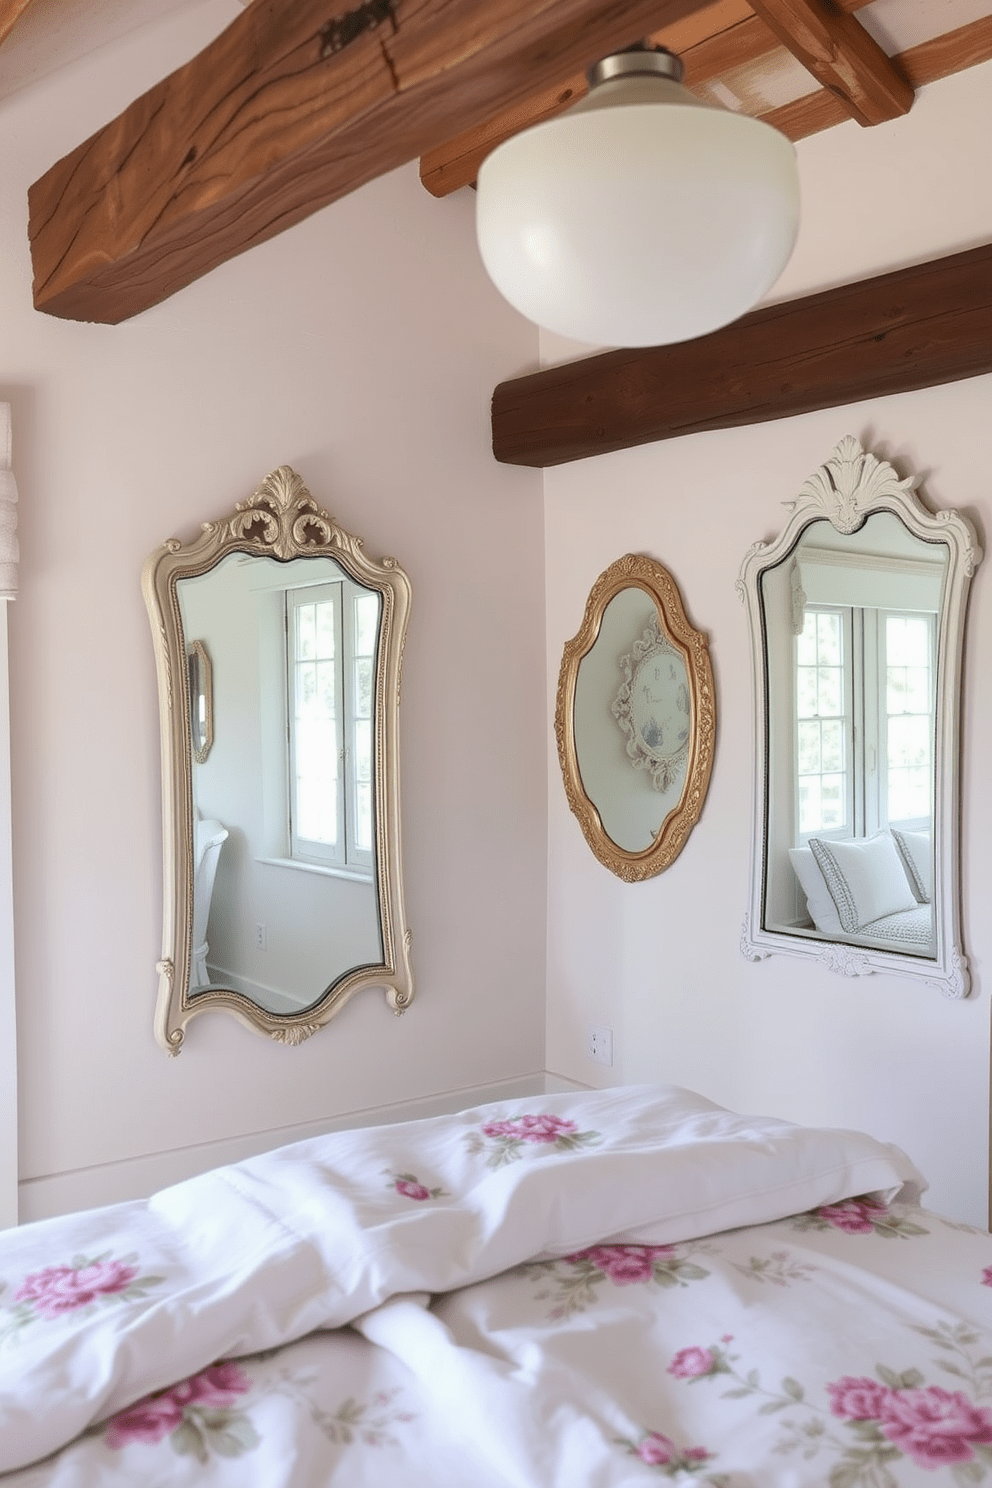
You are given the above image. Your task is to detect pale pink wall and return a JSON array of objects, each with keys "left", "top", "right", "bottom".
[
  {"left": 543, "top": 62, "right": 992, "bottom": 1227},
  {"left": 0, "top": 3, "right": 546, "bottom": 1201}
]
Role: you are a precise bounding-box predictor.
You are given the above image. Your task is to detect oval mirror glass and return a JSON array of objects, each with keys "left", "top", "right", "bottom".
[{"left": 557, "top": 554, "right": 715, "bottom": 880}]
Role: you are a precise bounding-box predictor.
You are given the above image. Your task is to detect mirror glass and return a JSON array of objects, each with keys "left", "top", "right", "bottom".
[
  {"left": 143, "top": 466, "right": 413, "bottom": 1052},
  {"left": 760, "top": 513, "right": 945, "bottom": 959},
  {"left": 557, "top": 553, "right": 715, "bottom": 881},
  {"left": 177, "top": 553, "right": 384, "bottom": 1013},
  {"left": 574, "top": 587, "right": 692, "bottom": 853},
  {"left": 739, "top": 436, "right": 981, "bottom": 998}
]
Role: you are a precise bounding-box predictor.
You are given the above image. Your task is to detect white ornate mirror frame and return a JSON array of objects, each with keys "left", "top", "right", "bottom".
[
  {"left": 556, "top": 553, "right": 716, "bottom": 881},
  {"left": 738, "top": 436, "right": 981, "bottom": 998},
  {"left": 142, "top": 466, "right": 413, "bottom": 1053}
]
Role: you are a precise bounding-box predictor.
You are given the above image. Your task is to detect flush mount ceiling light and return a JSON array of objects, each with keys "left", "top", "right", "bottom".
[{"left": 476, "top": 46, "right": 801, "bottom": 348}]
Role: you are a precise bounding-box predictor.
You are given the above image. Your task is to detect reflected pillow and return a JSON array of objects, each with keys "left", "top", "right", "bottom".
[
  {"left": 788, "top": 847, "right": 844, "bottom": 935},
  {"left": 808, "top": 833, "right": 918, "bottom": 934},
  {"left": 891, "top": 828, "right": 933, "bottom": 904}
]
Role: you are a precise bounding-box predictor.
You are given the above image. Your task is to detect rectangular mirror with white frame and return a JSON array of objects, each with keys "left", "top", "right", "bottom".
[{"left": 738, "top": 436, "right": 981, "bottom": 999}]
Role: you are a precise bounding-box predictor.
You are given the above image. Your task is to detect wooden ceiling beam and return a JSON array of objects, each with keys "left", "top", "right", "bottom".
[
  {"left": 28, "top": 0, "right": 712, "bottom": 325},
  {"left": 763, "top": 14, "right": 992, "bottom": 143},
  {"left": 746, "top": 0, "right": 912, "bottom": 125},
  {"left": 419, "top": 0, "right": 880, "bottom": 197},
  {"left": 490, "top": 244, "right": 992, "bottom": 468},
  {"left": 0, "top": 0, "right": 35, "bottom": 49}
]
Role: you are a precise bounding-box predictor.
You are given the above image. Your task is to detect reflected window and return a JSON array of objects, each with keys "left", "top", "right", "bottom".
[
  {"left": 287, "top": 581, "right": 378, "bottom": 873},
  {"left": 796, "top": 607, "right": 849, "bottom": 835},
  {"left": 795, "top": 605, "right": 934, "bottom": 845}
]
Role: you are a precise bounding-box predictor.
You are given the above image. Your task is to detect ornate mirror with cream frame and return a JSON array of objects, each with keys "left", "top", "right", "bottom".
[
  {"left": 143, "top": 466, "right": 413, "bottom": 1053},
  {"left": 556, "top": 553, "right": 716, "bottom": 881},
  {"left": 739, "top": 436, "right": 981, "bottom": 998}
]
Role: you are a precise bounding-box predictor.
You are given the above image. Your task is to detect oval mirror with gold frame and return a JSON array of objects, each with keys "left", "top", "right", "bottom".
[
  {"left": 556, "top": 554, "right": 716, "bottom": 881},
  {"left": 142, "top": 466, "right": 413, "bottom": 1053}
]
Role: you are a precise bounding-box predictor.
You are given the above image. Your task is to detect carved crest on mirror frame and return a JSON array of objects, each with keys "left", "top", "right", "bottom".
[
  {"left": 738, "top": 435, "right": 982, "bottom": 999},
  {"left": 556, "top": 553, "right": 716, "bottom": 882},
  {"left": 142, "top": 466, "right": 414, "bottom": 1053}
]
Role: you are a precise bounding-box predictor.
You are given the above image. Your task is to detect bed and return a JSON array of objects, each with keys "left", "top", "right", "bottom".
[{"left": 2, "top": 1084, "right": 991, "bottom": 1485}]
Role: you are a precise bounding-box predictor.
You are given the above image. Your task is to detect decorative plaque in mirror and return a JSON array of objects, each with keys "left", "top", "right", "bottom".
[
  {"left": 143, "top": 466, "right": 414, "bottom": 1052},
  {"left": 739, "top": 436, "right": 981, "bottom": 998},
  {"left": 556, "top": 554, "right": 716, "bottom": 881}
]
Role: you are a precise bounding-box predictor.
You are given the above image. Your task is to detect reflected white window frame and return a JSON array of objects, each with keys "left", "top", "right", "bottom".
[
  {"left": 795, "top": 605, "right": 853, "bottom": 840},
  {"left": 285, "top": 580, "right": 376, "bottom": 875},
  {"left": 794, "top": 605, "right": 936, "bottom": 844}
]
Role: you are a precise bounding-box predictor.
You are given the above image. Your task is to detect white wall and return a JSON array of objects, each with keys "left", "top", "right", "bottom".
[
  {"left": 0, "top": 3, "right": 548, "bottom": 1218},
  {"left": 544, "top": 62, "right": 992, "bottom": 1228}
]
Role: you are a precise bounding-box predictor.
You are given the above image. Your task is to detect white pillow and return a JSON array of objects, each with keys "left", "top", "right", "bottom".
[
  {"left": 891, "top": 828, "right": 933, "bottom": 904},
  {"left": 809, "top": 833, "right": 918, "bottom": 933},
  {"left": 789, "top": 847, "right": 844, "bottom": 935}
]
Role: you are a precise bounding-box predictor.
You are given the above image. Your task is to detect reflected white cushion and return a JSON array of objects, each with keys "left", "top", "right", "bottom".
[
  {"left": 788, "top": 847, "right": 844, "bottom": 935},
  {"left": 809, "top": 833, "right": 918, "bottom": 934},
  {"left": 891, "top": 828, "right": 933, "bottom": 904}
]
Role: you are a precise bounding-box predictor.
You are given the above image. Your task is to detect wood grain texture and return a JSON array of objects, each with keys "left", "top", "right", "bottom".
[
  {"left": 419, "top": 0, "right": 878, "bottom": 197},
  {"left": 746, "top": 0, "right": 913, "bottom": 124},
  {"left": 491, "top": 244, "right": 992, "bottom": 467},
  {"left": 898, "top": 14, "right": 992, "bottom": 89},
  {"left": 0, "top": 0, "right": 34, "bottom": 49},
  {"left": 761, "top": 14, "right": 992, "bottom": 143},
  {"left": 29, "top": 0, "right": 709, "bottom": 324}
]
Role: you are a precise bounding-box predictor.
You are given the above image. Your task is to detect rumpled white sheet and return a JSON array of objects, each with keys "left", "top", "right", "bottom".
[{"left": 0, "top": 1083, "right": 923, "bottom": 1474}]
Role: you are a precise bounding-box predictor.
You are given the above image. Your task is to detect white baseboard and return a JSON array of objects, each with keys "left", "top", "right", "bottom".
[{"left": 17, "top": 1072, "right": 585, "bottom": 1224}]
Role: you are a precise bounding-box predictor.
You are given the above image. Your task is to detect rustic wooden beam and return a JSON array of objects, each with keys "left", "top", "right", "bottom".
[
  {"left": 28, "top": 0, "right": 711, "bottom": 325},
  {"left": 746, "top": 0, "right": 912, "bottom": 125},
  {"left": 419, "top": 0, "right": 879, "bottom": 197},
  {"left": 0, "top": 0, "right": 34, "bottom": 49},
  {"left": 762, "top": 14, "right": 992, "bottom": 143},
  {"left": 491, "top": 244, "right": 992, "bottom": 467}
]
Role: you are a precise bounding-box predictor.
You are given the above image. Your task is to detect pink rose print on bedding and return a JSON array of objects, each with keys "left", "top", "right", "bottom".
[
  {"left": 568, "top": 1245, "right": 675, "bottom": 1286},
  {"left": 521, "top": 1243, "right": 709, "bottom": 1320},
  {"left": 826, "top": 1375, "right": 893, "bottom": 1421},
  {"left": 982, "top": 1265, "right": 992, "bottom": 1288},
  {"left": 104, "top": 1361, "right": 258, "bottom": 1462},
  {"left": 791, "top": 1195, "right": 929, "bottom": 1240},
  {"left": 386, "top": 1171, "right": 447, "bottom": 1202},
  {"left": 1, "top": 1251, "right": 165, "bottom": 1344},
  {"left": 15, "top": 1258, "right": 139, "bottom": 1318},
  {"left": 828, "top": 1373, "right": 992, "bottom": 1471},
  {"left": 668, "top": 1347, "right": 719, "bottom": 1381},
  {"left": 615, "top": 1428, "right": 722, "bottom": 1481},
  {"left": 671, "top": 1330, "right": 992, "bottom": 1482},
  {"left": 466, "top": 1112, "right": 601, "bottom": 1168}
]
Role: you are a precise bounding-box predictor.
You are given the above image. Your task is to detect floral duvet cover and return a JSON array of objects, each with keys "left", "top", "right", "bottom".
[{"left": 4, "top": 1085, "right": 987, "bottom": 1486}]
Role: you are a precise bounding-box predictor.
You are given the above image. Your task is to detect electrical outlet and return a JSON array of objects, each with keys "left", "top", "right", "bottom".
[
  {"left": 588, "top": 1026, "right": 613, "bottom": 1066},
  {"left": 255, "top": 923, "right": 267, "bottom": 950}
]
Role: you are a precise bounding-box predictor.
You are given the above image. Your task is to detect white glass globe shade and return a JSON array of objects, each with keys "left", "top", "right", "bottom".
[{"left": 476, "top": 71, "right": 800, "bottom": 348}]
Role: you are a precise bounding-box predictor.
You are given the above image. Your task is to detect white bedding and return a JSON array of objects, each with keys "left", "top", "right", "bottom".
[{"left": 5, "top": 1085, "right": 989, "bottom": 1486}]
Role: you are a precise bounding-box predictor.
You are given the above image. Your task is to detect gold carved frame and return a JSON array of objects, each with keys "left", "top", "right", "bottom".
[
  {"left": 142, "top": 466, "right": 414, "bottom": 1053},
  {"left": 555, "top": 554, "right": 716, "bottom": 881}
]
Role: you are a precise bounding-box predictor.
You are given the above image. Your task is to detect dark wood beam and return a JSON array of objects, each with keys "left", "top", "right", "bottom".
[
  {"left": 28, "top": 0, "right": 712, "bottom": 325},
  {"left": 491, "top": 244, "right": 992, "bottom": 467},
  {"left": 747, "top": 0, "right": 912, "bottom": 125}
]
